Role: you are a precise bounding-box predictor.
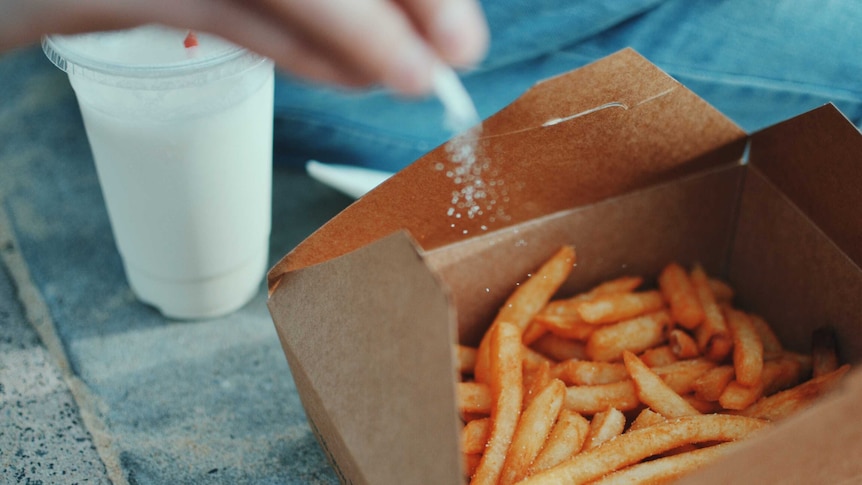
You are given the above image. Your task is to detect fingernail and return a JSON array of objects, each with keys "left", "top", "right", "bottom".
[{"left": 433, "top": 1, "right": 489, "bottom": 67}]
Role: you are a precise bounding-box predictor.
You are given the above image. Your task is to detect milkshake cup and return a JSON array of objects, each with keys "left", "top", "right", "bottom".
[{"left": 43, "top": 25, "right": 274, "bottom": 319}]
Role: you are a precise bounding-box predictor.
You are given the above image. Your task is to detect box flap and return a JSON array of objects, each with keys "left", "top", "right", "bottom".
[
  {"left": 268, "top": 48, "right": 746, "bottom": 289},
  {"left": 748, "top": 104, "right": 862, "bottom": 267},
  {"left": 729, "top": 164, "right": 862, "bottom": 358},
  {"left": 267, "top": 232, "right": 462, "bottom": 484}
]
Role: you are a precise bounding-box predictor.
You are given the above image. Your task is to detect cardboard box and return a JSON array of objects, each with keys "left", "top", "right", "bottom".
[{"left": 267, "top": 49, "right": 862, "bottom": 484}]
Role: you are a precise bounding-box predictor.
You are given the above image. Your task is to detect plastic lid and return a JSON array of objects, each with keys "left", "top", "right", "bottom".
[{"left": 42, "top": 24, "right": 264, "bottom": 87}]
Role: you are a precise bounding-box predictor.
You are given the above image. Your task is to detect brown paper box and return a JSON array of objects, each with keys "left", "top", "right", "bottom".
[{"left": 267, "top": 49, "right": 862, "bottom": 484}]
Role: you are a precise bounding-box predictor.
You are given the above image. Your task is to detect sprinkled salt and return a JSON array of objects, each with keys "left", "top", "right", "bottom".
[{"left": 433, "top": 63, "right": 510, "bottom": 233}]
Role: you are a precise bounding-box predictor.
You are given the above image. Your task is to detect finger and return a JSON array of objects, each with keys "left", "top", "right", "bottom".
[
  {"left": 397, "top": 0, "right": 489, "bottom": 67},
  {"left": 36, "top": 0, "right": 373, "bottom": 88},
  {"left": 153, "top": 0, "right": 376, "bottom": 87},
  {"left": 253, "top": 0, "right": 441, "bottom": 95},
  {"left": 190, "top": 2, "right": 375, "bottom": 87}
]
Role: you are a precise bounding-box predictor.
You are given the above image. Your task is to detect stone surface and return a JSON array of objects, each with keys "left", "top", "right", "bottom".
[
  {"left": 1, "top": 46, "right": 353, "bottom": 483},
  {"left": 0, "top": 248, "right": 110, "bottom": 484}
]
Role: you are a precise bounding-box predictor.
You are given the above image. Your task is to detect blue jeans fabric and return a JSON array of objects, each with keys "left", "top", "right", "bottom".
[{"left": 273, "top": 0, "right": 862, "bottom": 172}]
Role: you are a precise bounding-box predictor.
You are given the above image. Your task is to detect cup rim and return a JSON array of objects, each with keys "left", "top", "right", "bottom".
[{"left": 42, "top": 26, "right": 258, "bottom": 81}]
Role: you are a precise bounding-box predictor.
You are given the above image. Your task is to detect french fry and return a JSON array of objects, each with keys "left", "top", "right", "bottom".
[
  {"left": 577, "top": 291, "right": 665, "bottom": 325},
  {"left": 719, "top": 379, "right": 764, "bottom": 411},
  {"left": 588, "top": 275, "right": 644, "bottom": 296},
  {"left": 623, "top": 351, "right": 701, "bottom": 418},
  {"left": 561, "top": 359, "right": 714, "bottom": 416},
  {"left": 457, "top": 345, "right": 478, "bottom": 375},
  {"left": 463, "top": 453, "right": 482, "bottom": 480},
  {"left": 474, "top": 246, "right": 576, "bottom": 382},
  {"left": 532, "top": 314, "right": 596, "bottom": 341},
  {"left": 553, "top": 360, "right": 628, "bottom": 386},
  {"left": 761, "top": 354, "right": 806, "bottom": 395},
  {"left": 708, "top": 278, "right": 734, "bottom": 304},
  {"left": 534, "top": 300, "right": 590, "bottom": 328},
  {"left": 499, "top": 379, "right": 565, "bottom": 485},
  {"left": 652, "top": 358, "right": 716, "bottom": 395},
  {"left": 522, "top": 344, "right": 554, "bottom": 368},
  {"left": 693, "top": 365, "right": 735, "bottom": 402},
  {"left": 683, "top": 394, "right": 722, "bottom": 414},
  {"left": 541, "top": 276, "right": 645, "bottom": 319},
  {"left": 658, "top": 262, "right": 704, "bottom": 329},
  {"left": 531, "top": 276, "right": 643, "bottom": 343},
  {"left": 749, "top": 314, "right": 784, "bottom": 359},
  {"left": 583, "top": 407, "right": 626, "bottom": 450},
  {"left": 812, "top": 326, "right": 840, "bottom": 378},
  {"left": 457, "top": 382, "right": 491, "bottom": 415},
  {"left": 564, "top": 380, "right": 640, "bottom": 415},
  {"left": 638, "top": 345, "right": 678, "bottom": 367},
  {"left": 586, "top": 310, "right": 672, "bottom": 362},
  {"left": 589, "top": 442, "right": 738, "bottom": 485},
  {"left": 517, "top": 414, "right": 769, "bottom": 485},
  {"left": 520, "top": 321, "right": 549, "bottom": 346},
  {"left": 690, "top": 264, "right": 731, "bottom": 361},
  {"left": 530, "top": 297, "right": 593, "bottom": 342},
  {"left": 669, "top": 328, "right": 700, "bottom": 359},
  {"left": 724, "top": 306, "right": 764, "bottom": 387},
  {"left": 522, "top": 360, "right": 551, "bottom": 410},
  {"left": 538, "top": 297, "right": 588, "bottom": 318},
  {"left": 471, "top": 322, "right": 524, "bottom": 485},
  {"left": 461, "top": 417, "right": 491, "bottom": 455},
  {"left": 741, "top": 364, "right": 850, "bottom": 421},
  {"left": 492, "top": 246, "right": 577, "bottom": 331},
  {"left": 528, "top": 409, "right": 591, "bottom": 475},
  {"left": 719, "top": 356, "right": 808, "bottom": 411},
  {"left": 529, "top": 333, "right": 588, "bottom": 362},
  {"left": 703, "top": 335, "right": 733, "bottom": 363},
  {"left": 780, "top": 351, "right": 813, "bottom": 378},
  {"left": 629, "top": 408, "right": 665, "bottom": 431}
]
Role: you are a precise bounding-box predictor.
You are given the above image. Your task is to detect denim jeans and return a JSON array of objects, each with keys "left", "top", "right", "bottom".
[{"left": 273, "top": 0, "right": 862, "bottom": 172}]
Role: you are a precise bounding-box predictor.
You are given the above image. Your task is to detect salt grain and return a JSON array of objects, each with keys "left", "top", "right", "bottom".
[{"left": 433, "top": 63, "right": 510, "bottom": 234}]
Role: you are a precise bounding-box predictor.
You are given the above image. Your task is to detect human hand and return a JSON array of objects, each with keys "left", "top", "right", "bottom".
[{"left": 1, "top": 0, "right": 489, "bottom": 95}]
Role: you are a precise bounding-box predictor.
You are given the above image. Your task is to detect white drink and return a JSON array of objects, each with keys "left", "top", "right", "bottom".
[{"left": 44, "top": 25, "right": 275, "bottom": 319}]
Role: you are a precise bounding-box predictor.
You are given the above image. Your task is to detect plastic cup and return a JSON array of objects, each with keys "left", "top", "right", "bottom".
[{"left": 43, "top": 25, "right": 274, "bottom": 319}]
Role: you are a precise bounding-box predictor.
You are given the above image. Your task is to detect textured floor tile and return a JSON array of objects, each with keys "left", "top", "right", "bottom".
[{"left": 0, "top": 258, "right": 110, "bottom": 484}]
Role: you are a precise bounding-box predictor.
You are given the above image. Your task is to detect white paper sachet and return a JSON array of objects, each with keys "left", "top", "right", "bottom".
[
  {"left": 433, "top": 63, "right": 480, "bottom": 135},
  {"left": 305, "top": 64, "right": 481, "bottom": 200},
  {"left": 305, "top": 160, "right": 392, "bottom": 199}
]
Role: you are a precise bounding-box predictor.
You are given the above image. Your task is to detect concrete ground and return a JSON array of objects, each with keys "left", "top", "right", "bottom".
[{"left": 1, "top": 45, "right": 353, "bottom": 484}]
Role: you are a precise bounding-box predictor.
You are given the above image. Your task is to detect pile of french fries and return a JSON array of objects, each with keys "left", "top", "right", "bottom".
[{"left": 456, "top": 246, "right": 850, "bottom": 484}]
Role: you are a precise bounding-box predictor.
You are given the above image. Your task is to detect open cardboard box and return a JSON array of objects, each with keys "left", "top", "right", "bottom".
[{"left": 267, "top": 49, "right": 862, "bottom": 484}]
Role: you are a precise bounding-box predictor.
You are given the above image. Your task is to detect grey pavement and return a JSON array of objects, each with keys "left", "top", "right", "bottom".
[
  {"left": 1, "top": 45, "right": 353, "bottom": 483},
  {"left": 1, "top": 242, "right": 110, "bottom": 484}
]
